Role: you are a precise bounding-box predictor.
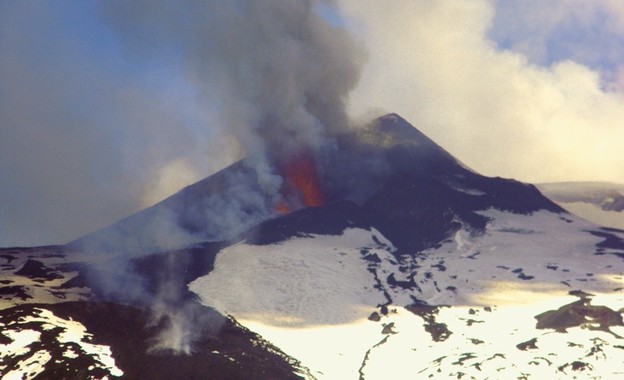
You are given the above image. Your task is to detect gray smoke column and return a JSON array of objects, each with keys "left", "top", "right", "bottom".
[
  {"left": 102, "top": 0, "right": 364, "bottom": 172},
  {"left": 89, "top": 0, "right": 366, "bottom": 354},
  {"left": 74, "top": 0, "right": 368, "bottom": 249}
]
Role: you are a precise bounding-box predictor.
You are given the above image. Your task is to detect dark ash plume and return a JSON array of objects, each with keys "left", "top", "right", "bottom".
[
  {"left": 101, "top": 0, "right": 365, "bottom": 164},
  {"left": 80, "top": 0, "right": 367, "bottom": 354}
]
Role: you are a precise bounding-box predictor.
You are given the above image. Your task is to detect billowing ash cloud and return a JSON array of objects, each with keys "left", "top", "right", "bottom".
[
  {"left": 73, "top": 0, "right": 367, "bottom": 354},
  {"left": 62, "top": 0, "right": 367, "bottom": 254},
  {"left": 101, "top": 0, "right": 364, "bottom": 173},
  {"left": 1, "top": 1, "right": 363, "bottom": 248}
]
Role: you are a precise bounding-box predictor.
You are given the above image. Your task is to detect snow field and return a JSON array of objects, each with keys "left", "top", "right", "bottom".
[{"left": 189, "top": 210, "right": 624, "bottom": 379}]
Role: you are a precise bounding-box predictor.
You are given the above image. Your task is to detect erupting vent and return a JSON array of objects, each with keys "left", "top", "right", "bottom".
[{"left": 276, "top": 151, "right": 325, "bottom": 214}]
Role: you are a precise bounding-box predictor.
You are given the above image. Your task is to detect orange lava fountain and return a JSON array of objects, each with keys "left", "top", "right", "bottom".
[{"left": 276, "top": 151, "right": 326, "bottom": 214}]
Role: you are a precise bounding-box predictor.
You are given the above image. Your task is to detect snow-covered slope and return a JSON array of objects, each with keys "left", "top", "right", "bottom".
[
  {"left": 0, "top": 306, "right": 123, "bottom": 379},
  {"left": 190, "top": 228, "right": 395, "bottom": 379},
  {"left": 190, "top": 210, "right": 624, "bottom": 379},
  {"left": 2, "top": 114, "right": 623, "bottom": 379},
  {"left": 0, "top": 245, "right": 309, "bottom": 379}
]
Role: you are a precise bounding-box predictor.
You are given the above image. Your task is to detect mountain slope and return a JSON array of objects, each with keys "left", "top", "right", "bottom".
[
  {"left": 190, "top": 211, "right": 624, "bottom": 379},
  {"left": 1, "top": 114, "right": 623, "bottom": 379},
  {"left": 70, "top": 114, "right": 563, "bottom": 254}
]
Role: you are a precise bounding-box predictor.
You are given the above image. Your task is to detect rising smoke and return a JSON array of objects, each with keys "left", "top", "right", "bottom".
[
  {"left": 82, "top": 0, "right": 367, "bottom": 353},
  {"left": 76, "top": 0, "right": 368, "bottom": 251},
  {"left": 101, "top": 0, "right": 364, "bottom": 169}
]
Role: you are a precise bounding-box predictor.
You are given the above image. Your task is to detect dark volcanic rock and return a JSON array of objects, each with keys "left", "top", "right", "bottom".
[
  {"left": 0, "top": 303, "right": 306, "bottom": 380},
  {"left": 0, "top": 305, "right": 118, "bottom": 379},
  {"left": 15, "top": 259, "right": 63, "bottom": 281},
  {"left": 0, "top": 285, "right": 31, "bottom": 300},
  {"left": 0, "top": 254, "right": 16, "bottom": 264},
  {"left": 247, "top": 200, "right": 371, "bottom": 245},
  {"left": 357, "top": 114, "right": 564, "bottom": 253},
  {"left": 51, "top": 302, "right": 306, "bottom": 380},
  {"left": 387, "top": 272, "right": 417, "bottom": 289},
  {"left": 405, "top": 302, "right": 452, "bottom": 342},
  {"left": 67, "top": 113, "right": 563, "bottom": 255},
  {"left": 535, "top": 297, "right": 624, "bottom": 336},
  {"left": 590, "top": 228, "right": 624, "bottom": 258},
  {"left": 381, "top": 322, "right": 397, "bottom": 335},
  {"left": 58, "top": 264, "right": 92, "bottom": 289},
  {"left": 363, "top": 174, "right": 464, "bottom": 253},
  {"left": 516, "top": 338, "right": 538, "bottom": 351}
]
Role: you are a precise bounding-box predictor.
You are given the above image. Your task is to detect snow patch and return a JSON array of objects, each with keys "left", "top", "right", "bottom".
[
  {"left": 189, "top": 211, "right": 624, "bottom": 379},
  {"left": 189, "top": 228, "right": 396, "bottom": 378},
  {"left": 190, "top": 228, "right": 392, "bottom": 326},
  {"left": 0, "top": 308, "right": 123, "bottom": 378}
]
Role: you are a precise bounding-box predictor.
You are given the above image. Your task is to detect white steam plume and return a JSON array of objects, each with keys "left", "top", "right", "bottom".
[{"left": 339, "top": 0, "right": 624, "bottom": 184}]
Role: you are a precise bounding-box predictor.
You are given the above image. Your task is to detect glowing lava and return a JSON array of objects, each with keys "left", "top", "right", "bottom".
[
  {"left": 275, "top": 200, "right": 291, "bottom": 215},
  {"left": 277, "top": 152, "right": 326, "bottom": 214}
]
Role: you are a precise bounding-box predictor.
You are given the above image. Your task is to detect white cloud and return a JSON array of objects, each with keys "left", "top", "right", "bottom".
[{"left": 339, "top": 0, "right": 624, "bottom": 184}]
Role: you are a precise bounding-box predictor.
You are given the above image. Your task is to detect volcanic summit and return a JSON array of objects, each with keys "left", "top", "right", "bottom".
[
  {"left": 1, "top": 114, "right": 624, "bottom": 379},
  {"left": 70, "top": 114, "right": 561, "bottom": 253}
]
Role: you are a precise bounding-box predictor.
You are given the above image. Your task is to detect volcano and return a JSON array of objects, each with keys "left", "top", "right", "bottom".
[{"left": 2, "top": 114, "right": 624, "bottom": 379}]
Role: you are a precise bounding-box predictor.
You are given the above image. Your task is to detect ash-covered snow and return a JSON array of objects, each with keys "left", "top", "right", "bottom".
[
  {"left": 0, "top": 246, "right": 92, "bottom": 310},
  {"left": 189, "top": 210, "right": 624, "bottom": 379}
]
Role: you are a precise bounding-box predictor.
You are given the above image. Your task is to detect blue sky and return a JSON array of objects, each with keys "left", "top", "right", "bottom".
[
  {"left": 488, "top": 0, "right": 624, "bottom": 88},
  {"left": 2, "top": 0, "right": 624, "bottom": 246}
]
